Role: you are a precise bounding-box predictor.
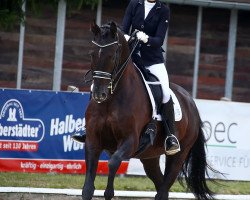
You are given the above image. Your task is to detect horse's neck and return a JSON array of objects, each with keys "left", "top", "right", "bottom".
[
  {"left": 116, "top": 61, "right": 146, "bottom": 99},
  {"left": 110, "top": 40, "right": 149, "bottom": 104}
]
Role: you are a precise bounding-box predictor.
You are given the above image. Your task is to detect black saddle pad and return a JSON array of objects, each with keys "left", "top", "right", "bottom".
[
  {"left": 147, "top": 73, "right": 163, "bottom": 115},
  {"left": 136, "top": 65, "right": 163, "bottom": 114}
]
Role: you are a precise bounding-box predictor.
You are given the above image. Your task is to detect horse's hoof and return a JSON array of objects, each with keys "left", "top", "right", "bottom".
[
  {"left": 155, "top": 191, "right": 169, "bottom": 200},
  {"left": 104, "top": 189, "right": 114, "bottom": 200},
  {"left": 82, "top": 194, "right": 92, "bottom": 200},
  {"left": 82, "top": 186, "right": 95, "bottom": 200}
]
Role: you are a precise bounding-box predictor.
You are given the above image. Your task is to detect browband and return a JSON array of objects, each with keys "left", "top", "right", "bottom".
[{"left": 92, "top": 40, "right": 118, "bottom": 48}]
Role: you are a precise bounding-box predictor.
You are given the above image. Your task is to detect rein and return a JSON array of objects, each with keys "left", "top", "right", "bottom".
[
  {"left": 110, "top": 38, "right": 139, "bottom": 93},
  {"left": 84, "top": 34, "right": 139, "bottom": 94}
]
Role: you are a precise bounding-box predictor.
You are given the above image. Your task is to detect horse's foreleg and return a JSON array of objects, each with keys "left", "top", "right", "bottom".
[
  {"left": 140, "top": 157, "right": 164, "bottom": 191},
  {"left": 82, "top": 142, "right": 101, "bottom": 200},
  {"left": 104, "top": 138, "right": 134, "bottom": 200}
]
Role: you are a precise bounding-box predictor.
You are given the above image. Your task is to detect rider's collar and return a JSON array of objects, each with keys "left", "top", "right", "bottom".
[{"left": 138, "top": 0, "right": 161, "bottom": 9}]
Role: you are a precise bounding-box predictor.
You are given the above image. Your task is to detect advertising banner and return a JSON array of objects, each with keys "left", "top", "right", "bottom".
[
  {"left": 0, "top": 89, "right": 128, "bottom": 174},
  {"left": 198, "top": 99, "right": 250, "bottom": 181},
  {"left": 127, "top": 99, "right": 250, "bottom": 181},
  {"left": 1, "top": 89, "right": 249, "bottom": 180}
]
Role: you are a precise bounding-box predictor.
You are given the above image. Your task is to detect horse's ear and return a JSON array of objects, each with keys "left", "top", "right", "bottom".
[
  {"left": 110, "top": 21, "right": 117, "bottom": 38},
  {"left": 90, "top": 20, "right": 101, "bottom": 36}
]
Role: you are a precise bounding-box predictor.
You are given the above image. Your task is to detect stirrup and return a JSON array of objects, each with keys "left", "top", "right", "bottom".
[{"left": 164, "top": 134, "right": 180, "bottom": 155}]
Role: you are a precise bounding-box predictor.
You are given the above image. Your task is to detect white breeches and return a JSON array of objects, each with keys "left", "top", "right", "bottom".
[{"left": 146, "top": 63, "right": 171, "bottom": 103}]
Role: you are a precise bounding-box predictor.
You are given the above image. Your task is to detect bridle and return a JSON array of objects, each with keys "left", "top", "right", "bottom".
[
  {"left": 85, "top": 30, "right": 139, "bottom": 94},
  {"left": 91, "top": 37, "right": 121, "bottom": 94}
]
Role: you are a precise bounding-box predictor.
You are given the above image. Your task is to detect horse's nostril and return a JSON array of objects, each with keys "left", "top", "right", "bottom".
[{"left": 101, "top": 93, "right": 107, "bottom": 100}]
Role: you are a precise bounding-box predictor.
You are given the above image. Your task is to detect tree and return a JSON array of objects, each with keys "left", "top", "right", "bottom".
[
  {"left": 0, "top": 0, "right": 24, "bottom": 30},
  {"left": 0, "top": 0, "right": 99, "bottom": 30}
]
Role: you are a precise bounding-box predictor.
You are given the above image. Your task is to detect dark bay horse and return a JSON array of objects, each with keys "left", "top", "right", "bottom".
[{"left": 82, "top": 21, "right": 215, "bottom": 200}]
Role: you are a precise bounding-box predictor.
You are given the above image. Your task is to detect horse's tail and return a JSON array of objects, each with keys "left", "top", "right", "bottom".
[{"left": 180, "top": 119, "right": 216, "bottom": 200}]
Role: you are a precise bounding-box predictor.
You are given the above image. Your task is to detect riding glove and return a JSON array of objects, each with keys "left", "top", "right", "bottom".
[
  {"left": 136, "top": 31, "right": 149, "bottom": 43},
  {"left": 124, "top": 34, "right": 130, "bottom": 41}
]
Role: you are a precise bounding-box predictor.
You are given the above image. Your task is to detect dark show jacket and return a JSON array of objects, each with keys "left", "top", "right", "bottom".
[{"left": 122, "top": 0, "right": 170, "bottom": 67}]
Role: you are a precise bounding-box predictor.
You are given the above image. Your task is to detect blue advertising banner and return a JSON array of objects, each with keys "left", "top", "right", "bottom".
[{"left": 0, "top": 89, "right": 128, "bottom": 174}]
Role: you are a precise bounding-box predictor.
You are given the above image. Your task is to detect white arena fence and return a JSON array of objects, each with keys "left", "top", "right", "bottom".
[{"left": 0, "top": 187, "right": 250, "bottom": 200}]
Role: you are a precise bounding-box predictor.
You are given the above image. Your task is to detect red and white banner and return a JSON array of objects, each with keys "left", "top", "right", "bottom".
[{"left": 0, "top": 158, "right": 128, "bottom": 174}]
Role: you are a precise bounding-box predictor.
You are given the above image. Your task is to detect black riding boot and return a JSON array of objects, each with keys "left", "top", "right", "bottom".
[
  {"left": 161, "top": 98, "right": 180, "bottom": 155},
  {"left": 71, "top": 90, "right": 92, "bottom": 143},
  {"left": 71, "top": 129, "right": 86, "bottom": 143}
]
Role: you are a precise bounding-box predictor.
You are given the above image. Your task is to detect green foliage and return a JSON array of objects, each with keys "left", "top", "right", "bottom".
[
  {"left": 0, "top": 0, "right": 99, "bottom": 30},
  {"left": 0, "top": 0, "right": 25, "bottom": 30}
]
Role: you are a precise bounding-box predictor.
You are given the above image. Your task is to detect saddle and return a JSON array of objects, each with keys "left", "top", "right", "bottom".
[
  {"left": 134, "top": 64, "right": 163, "bottom": 155},
  {"left": 136, "top": 64, "right": 163, "bottom": 113},
  {"left": 128, "top": 35, "right": 163, "bottom": 120}
]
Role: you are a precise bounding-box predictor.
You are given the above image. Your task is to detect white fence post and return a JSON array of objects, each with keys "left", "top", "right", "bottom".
[
  {"left": 225, "top": 9, "right": 238, "bottom": 100},
  {"left": 96, "top": 0, "right": 102, "bottom": 26},
  {"left": 192, "top": 6, "right": 203, "bottom": 98},
  {"left": 17, "top": 0, "right": 26, "bottom": 89},
  {"left": 53, "top": 0, "right": 67, "bottom": 91}
]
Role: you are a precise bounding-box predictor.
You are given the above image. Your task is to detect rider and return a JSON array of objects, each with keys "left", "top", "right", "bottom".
[
  {"left": 122, "top": 0, "right": 180, "bottom": 155},
  {"left": 72, "top": 0, "right": 180, "bottom": 155}
]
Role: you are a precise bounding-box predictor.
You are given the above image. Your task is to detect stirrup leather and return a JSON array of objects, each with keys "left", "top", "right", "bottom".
[{"left": 164, "top": 134, "right": 180, "bottom": 155}]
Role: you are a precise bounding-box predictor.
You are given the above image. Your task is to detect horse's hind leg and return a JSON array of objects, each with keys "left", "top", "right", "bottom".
[
  {"left": 140, "top": 157, "right": 164, "bottom": 191},
  {"left": 155, "top": 150, "right": 191, "bottom": 200}
]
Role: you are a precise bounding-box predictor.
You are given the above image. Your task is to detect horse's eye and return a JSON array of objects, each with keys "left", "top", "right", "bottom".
[{"left": 88, "top": 50, "right": 94, "bottom": 57}]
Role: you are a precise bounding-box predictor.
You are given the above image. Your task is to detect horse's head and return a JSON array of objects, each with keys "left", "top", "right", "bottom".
[{"left": 89, "top": 21, "right": 129, "bottom": 103}]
